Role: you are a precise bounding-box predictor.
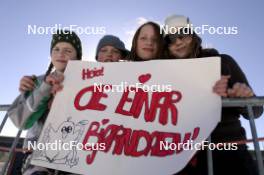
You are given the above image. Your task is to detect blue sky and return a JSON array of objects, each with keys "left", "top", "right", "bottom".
[{"left": 0, "top": 0, "right": 263, "bottom": 149}]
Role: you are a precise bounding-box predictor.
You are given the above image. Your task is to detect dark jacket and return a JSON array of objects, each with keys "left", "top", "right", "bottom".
[{"left": 199, "top": 48, "right": 263, "bottom": 143}]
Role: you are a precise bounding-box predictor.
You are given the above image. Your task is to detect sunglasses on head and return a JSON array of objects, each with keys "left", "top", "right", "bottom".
[{"left": 165, "top": 28, "right": 193, "bottom": 43}]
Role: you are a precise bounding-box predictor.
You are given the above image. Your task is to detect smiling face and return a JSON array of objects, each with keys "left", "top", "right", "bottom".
[
  {"left": 97, "top": 45, "right": 122, "bottom": 62},
  {"left": 168, "top": 35, "right": 193, "bottom": 59},
  {"left": 51, "top": 42, "right": 77, "bottom": 72},
  {"left": 136, "top": 24, "right": 158, "bottom": 60}
]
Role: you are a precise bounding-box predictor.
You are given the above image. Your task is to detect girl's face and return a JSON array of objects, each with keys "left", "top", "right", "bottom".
[
  {"left": 51, "top": 42, "right": 77, "bottom": 72},
  {"left": 136, "top": 25, "right": 158, "bottom": 60},
  {"left": 168, "top": 36, "right": 193, "bottom": 59},
  {"left": 98, "top": 45, "right": 122, "bottom": 62}
]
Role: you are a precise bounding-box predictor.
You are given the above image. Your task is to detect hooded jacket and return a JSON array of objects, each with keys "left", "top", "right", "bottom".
[
  {"left": 199, "top": 48, "right": 263, "bottom": 143},
  {"left": 7, "top": 75, "right": 52, "bottom": 146}
]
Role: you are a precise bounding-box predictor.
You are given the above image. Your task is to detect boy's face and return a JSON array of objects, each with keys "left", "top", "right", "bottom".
[
  {"left": 168, "top": 35, "right": 193, "bottom": 59},
  {"left": 51, "top": 42, "right": 77, "bottom": 72},
  {"left": 97, "top": 45, "right": 122, "bottom": 62}
]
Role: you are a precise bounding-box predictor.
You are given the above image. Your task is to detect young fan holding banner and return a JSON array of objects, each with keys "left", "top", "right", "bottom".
[
  {"left": 127, "top": 21, "right": 164, "bottom": 61},
  {"left": 163, "top": 14, "right": 263, "bottom": 175},
  {"left": 18, "top": 35, "right": 128, "bottom": 93},
  {"left": 8, "top": 17, "right": 262, "bottom": 175},
  {"left": 14, "top": 33, "right": 129, "bottom": 174},
  {"left": 95, "top": 35, "right": 129, "bottom": 62},
  {"left": 8, "top": 30, "right": 82, "bottom": 175}
]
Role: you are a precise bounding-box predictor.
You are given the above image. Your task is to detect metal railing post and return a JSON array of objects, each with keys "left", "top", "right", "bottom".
[
  {"left": 222, "top": 97, "right": 264, "bottom": 175},
  {"left": 1, "top": 128, "right": 23, "bottom": 175},
  {"left": 207, "top": 137, "right": 214, "bottom": 175},
  {"left": 247, "top": 105, "right": 264, "bottom": 175},
  {"left": 0, "top": 105, "right": 10, "bottom": 134},
  {"left": 0, "top": 113, "right": 8, "bottom": 134}
]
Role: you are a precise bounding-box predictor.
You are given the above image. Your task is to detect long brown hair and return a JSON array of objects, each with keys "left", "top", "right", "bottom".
[{"left": 127, "top": 22, "right": 164, "bottom": 61}]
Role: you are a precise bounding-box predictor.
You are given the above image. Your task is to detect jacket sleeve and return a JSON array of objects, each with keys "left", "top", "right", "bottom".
[
  {"left": 221, "top": 54, "right": 263, "bottom": 119},
  {"left": 7, "top": 78, "right": 52, "bottom": 129}
]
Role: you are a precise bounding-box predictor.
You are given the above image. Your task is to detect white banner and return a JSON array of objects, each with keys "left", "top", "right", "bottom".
[{"left": 31, "top": 57, "right": 221, "bottom": 175}]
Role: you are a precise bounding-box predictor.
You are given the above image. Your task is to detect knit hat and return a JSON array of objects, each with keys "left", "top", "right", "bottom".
[
  {"left": 95, "top": 35, "right": 129, "bottom": 60},
  {"left": 164, "top": 14, "right": 192, "bottom": 35},
  {"left": 50, "top": 30, "right": 82, "bottom": 59}
]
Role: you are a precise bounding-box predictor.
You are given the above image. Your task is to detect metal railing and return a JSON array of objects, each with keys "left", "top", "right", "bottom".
[
  {"left": 0, "top": 106, "right": 23, "bottom": 175},
  {"left": 221, "top": 97, "right": 264, "bottom": 175},
  {"left": 0, "top": 97, "right": 264, "bottom": 175}
]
